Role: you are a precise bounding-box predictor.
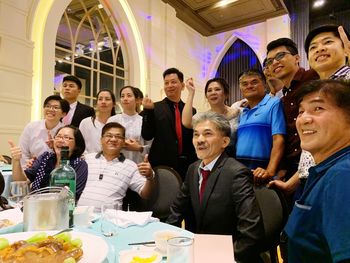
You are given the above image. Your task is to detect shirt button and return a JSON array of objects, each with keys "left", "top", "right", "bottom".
[
  {"left": 294, "top": 118, "right": 297, "bottom": 121},
  {"left": 294, "top": 149, "right": 298, "bottom": 152},
  {"left": 295, "top": 133, "right": 298, "bottom": 136},
  {"left": 291, "top": 102, "right": 294, "bottom": 106}
]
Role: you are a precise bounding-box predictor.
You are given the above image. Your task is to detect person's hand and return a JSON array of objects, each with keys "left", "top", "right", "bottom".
[
  {"left": 25, "top": 156, "right": 37, "bottom": 169},
  {"left": 142, "top": 95, "right": 154, "bottom": 110},
  {"left": 137, "top": 154, "right": 153, "bottom": 179},
  {"left": 45, "top": 130, "right": 54, "bottom": 149},
  {"left": 252, "top": 167, "right": 272, "bottom": 185},
  {"left": 8, "top": 140, "right": 22, "bottom": 161},
  {"left": 124, "top": 138, "right": 142, "bottom": 152},
  {"left": 267, "top": 77, "right": 284, "bottom": 95},
  {"left": 269, "top": 179, "right": 294, "bottom": 195},
  {"left": 339, "top": 26, "right": 350, "bottom": 57},
  {"left": 185, "top": 78, "right": 195, "bottom": 94}
]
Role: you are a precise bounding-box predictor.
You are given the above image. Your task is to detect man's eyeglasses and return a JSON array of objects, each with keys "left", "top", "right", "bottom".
[
  {"left": 265, "top": 52, "right": 291, "bottom": 67},
  {"left": 44, "top": 105, "right": 61, "bottom": 111},
  {"left": 103, "top": 134, "right": 125, "bottom": 140},
  {"left": 54, "top": 135, "right": 74, "bottom": 141}
]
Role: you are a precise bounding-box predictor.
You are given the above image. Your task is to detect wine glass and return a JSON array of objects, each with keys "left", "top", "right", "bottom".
[
  {"left": 9, "top": 181, "right": 29, "bottom": 204},
  {"left": 101, "top": 201, "right": 121, "bottom": 263}
]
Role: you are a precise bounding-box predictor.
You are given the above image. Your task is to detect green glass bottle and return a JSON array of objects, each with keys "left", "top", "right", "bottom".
[{"left": 50, "top": 146, "right": 76, "bottom": 227}]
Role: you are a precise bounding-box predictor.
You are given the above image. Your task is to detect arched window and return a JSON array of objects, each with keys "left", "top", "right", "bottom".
[
  {"left": 54, "top": 0, "right": 126, "bottom": 106},
  {"left": 216, "top": 38, "right": 262, "bottom": 104}
]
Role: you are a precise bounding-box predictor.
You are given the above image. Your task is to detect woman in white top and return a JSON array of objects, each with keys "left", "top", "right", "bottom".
[
  {"left": 79, "top": 89, "right": 116, "bottom": 153},
  {"left": 107, "top": 86, "right": 150, "bottom": 163},
  {"left": 19, "top": 95, "right": 70, "bottom": 168},
  {"left": 182, "top": 77, "right": 240, "bottom": 157}
]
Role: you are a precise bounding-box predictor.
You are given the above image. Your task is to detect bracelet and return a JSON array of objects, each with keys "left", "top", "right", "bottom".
[{"left": 146, "top": 171, "right": 155, "bottom": 181}]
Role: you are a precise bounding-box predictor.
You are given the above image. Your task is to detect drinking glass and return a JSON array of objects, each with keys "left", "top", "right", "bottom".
[
  {"left": 9, "top": 181, "right": 30, "bottom": 204},
  {"left": 101, "top": 201, "right": 121, "bottom": 237},
  {"left": 167, "top": 237, "right": 194, "bottom": 263}
]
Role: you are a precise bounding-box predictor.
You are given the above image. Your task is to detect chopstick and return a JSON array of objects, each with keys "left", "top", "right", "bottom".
[{"left": 128, "top": 241, "right": 156, "bottom": 245}]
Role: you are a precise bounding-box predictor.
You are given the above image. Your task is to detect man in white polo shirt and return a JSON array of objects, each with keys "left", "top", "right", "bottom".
[{"left": 78, "top": 122, "right": 155, "bottom": 210}]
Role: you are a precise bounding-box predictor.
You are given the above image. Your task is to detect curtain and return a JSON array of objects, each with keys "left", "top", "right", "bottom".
[{"left": 215, "top": 38, "right": 262, "bottom": 105}]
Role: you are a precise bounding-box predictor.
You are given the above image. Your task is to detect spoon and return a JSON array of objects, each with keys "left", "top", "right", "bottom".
[{"left": 53, "top": 228, "right": 73, "bottom": 236}]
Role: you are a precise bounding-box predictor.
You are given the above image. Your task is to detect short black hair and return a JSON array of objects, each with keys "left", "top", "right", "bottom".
[
  {"left": 296, "top": 80, "right": 350, "bottom": 122},
  {"left": 43, "top": 95, "right": 70, "bottom": 114},
  {"left": 55, "top": 125, "right": 86, "bottom": 159},
  {"left": 266, "top": 38, "right": 299, "bottom": 55},
  {"left": 162, "top": 68, "right": 184, "bottom": 82},
  {"left": 304, "top": 24, "right": 350, "bottom": 57},
  {"left": 63, "top": 75, "right": 82, "bottom": 90},
  {"left": 204, "top": 77, "right": 230, "bottom": 98},
  {"left": 238, "top": 68, "right": 266, "bottom": 84},
  {"left": 102, "top": 122, "right": 126, "bottom": 138}
]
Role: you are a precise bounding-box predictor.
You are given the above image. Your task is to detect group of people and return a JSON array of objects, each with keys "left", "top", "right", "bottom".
[{"left": 7, "top": 23, "right": 350, "bottom": 263}]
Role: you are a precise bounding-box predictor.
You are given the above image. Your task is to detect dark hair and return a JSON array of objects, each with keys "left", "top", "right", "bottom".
[
  {"left": 63, "top": 75, "right": 82, "bottom": 90},
  {"left": 101, "top": 122, "right": 126, "bottom": 138},
  {"left": 162, "top": 68, "right": 184, "bottom": 82},
  {"left": 266, "top": 38, "right": 299, "bottom": 55},
  {"left": 134, "top": 87, "right": 144, "bottom": 99},
  {"left": 204, "top": 78, "right": 230, "bottom": 104},
  {"left": 92, "top": 89, "right": 116, "bottom": 127},
  {"left": 55, "top": 125, "right": 85, "bottom": 159},
  {"left": 296, "top": 80, "right": 350, "bottom": 121},
  {"left": 43, "top": 95, "right": 70, "bottom": 114},
  {"left": 238, "top": 68, "right": 267, "bottom": 83},
  {"left": 304, "top": 24, "right": 350, "bottom": 58}
]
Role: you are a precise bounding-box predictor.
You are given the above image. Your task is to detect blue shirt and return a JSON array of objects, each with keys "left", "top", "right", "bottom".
[
  {"left": 236, "top": 94, "right": 286, "bottom": 169},
  {"left": 285, "top": 146, "right": 350, "bottom": 263}
]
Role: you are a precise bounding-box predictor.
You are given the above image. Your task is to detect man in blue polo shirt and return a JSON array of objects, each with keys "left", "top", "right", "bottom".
[
  {"left": 236, "top": 69, "right": 286, "bottom": 184},
  {"left": 285, "top": 79, "right": 350, "bottom": 263}
]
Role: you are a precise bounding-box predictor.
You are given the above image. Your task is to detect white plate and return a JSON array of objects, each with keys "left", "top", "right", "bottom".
[
  {"left": 0, "top": 208, "right": 23, "bottom": 232},
  {"left": 119, "top": 249, "right": 162, "bottom": 263},
  {"left": 0, "top": 230, "right": 108, "bottom": 263}
]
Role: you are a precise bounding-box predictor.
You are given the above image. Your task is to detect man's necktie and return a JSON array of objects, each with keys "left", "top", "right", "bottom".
[
  {"left": 199, "top": 169, "right": 210, "bottom": 203},
  {"left": 174, "top": 103, "right": 183, "bottom": 155}
]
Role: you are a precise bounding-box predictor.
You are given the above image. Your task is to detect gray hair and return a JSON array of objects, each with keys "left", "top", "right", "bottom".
[{"left": 192, "top": 111, "right": 231, "bottom": 137}]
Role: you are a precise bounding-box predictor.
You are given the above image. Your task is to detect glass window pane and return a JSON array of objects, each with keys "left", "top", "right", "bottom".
[{"left": 100, "top": 73, "right": 114, "bottom": 91}]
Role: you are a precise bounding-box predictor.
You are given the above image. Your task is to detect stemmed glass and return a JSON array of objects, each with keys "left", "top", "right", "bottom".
[
  {"left": 9, "top": 181, "right": 30, "bottom": 205},
  {"left": 101, "top": 201, "right": 121, "bottom": 263}
]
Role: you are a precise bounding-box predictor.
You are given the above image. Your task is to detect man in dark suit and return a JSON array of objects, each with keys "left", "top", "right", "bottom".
[
  {"left": 141, "top": 68, "right": 197, "bottom": 180},
  {"left": 61, "top": 75, "right": 94, "bottom": 127},
  {"left": 166, "top": 111, "right": 264, "bottom": 263}
]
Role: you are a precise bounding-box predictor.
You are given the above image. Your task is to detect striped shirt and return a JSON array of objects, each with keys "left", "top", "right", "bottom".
[{"left": 78, "top": 152, "right": 146, "bottom": 210}]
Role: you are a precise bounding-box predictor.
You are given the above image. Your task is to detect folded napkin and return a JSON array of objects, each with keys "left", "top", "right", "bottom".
[{"left": 104, "top": 210, "right": 159, "bottom": 228}]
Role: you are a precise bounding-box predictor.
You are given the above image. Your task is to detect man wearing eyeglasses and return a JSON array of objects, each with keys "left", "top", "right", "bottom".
[
  {"left": 265, "top": 38, "right": 318, "bottom": 181},
  {"left": 236, "top": 69, "right": 286, "bottom": 184},
  {"left": 78, "top": 122, "right": 156, "bottom": 210}
]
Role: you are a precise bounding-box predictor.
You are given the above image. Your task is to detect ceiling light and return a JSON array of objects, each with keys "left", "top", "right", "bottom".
[
  {"left": 215, "top": 0, "right": 238, "bottom": 8},
  {"left": 65, "top": 56, "right": 70, "bottom": 61},
  {"left": 98, "top": 4, "right": 103, "bottom": 9},
  {"left": 76, "top": 44, "right": 85, "bottom": 56},
  {"left": 313, "top": 0, "right": 325, "bottom": 8}
]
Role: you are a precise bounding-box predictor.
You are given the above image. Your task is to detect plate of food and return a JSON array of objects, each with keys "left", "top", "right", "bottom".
[
  {"left": 0, "top": 208, "right": 23, "bottom": 233},
  {"left": 0, "top": 230, "right": 108, "bottom": 262},
  {"left": 119, "top": 249, "right": 162, "bottom": 263}
]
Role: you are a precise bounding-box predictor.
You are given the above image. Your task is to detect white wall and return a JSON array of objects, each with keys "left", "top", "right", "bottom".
[{"left": 0, "top": 0, "right": 290, "bottom": 154}]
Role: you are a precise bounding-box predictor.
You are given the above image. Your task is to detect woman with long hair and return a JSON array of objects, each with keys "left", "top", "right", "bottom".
[{"left": 79, "top": 89, "right": 116, "bottom": 153}]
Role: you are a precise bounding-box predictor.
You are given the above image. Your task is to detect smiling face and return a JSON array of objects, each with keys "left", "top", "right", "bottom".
[
  {"left": 239, "top": 74, "right": 266, "bottom": 102},
  {"left": 43, "top": 99, "right": 66, "bottom": 123},
  {"left": 308, "top": 32, "right": 347, "bottom": 79},
  {"left": 267, "top": 46, "right": 300, "bottom": 84},
  {"left": 205, "top": 81, "right": 227, "bottom": 106},
  {"left": 53, "top": 127, "right": 76, "bottom": 157},
  {"left": 164, "top": 73, "right": 184, "bottom": 102},
  {"left": 101, "top": 127, "right": 125, "bottom": 155},
  {"left": 296, "top": 91, "right": 350, "bottom": 163},
  {"left": 193, "top": 120, "right": 230, "bottom": 165}
]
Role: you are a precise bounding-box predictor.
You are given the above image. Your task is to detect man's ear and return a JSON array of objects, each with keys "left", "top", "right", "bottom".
[
  {"left": 222, "top": 136, "right": 230, "bottom": 148},
  {"left": 294, "top": 54, "right": 301, "bottom": 66},
  {"left": 181, "top": 82, "right": 185, "bottom": 91}
]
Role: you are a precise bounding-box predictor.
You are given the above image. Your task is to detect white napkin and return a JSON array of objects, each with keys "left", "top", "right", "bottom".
[{"left": 105, "top": 210, "right": 159, "bottom": 228}]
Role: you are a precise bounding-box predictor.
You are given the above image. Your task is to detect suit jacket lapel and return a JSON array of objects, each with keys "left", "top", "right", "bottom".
[
  {"left": 198, "top": 153, "right": 227, "bottom": 219},
  {"left": 70, "top": 101, "right": 80, "bottom": 124}
]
